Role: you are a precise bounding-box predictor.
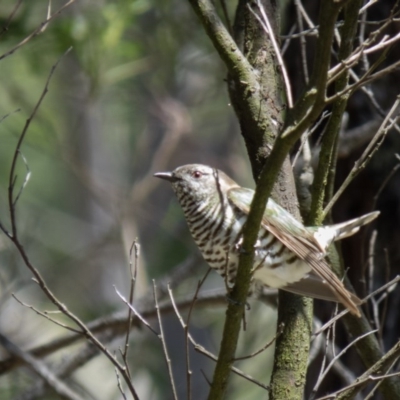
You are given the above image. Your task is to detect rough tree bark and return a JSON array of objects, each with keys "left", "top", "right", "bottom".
[{"left": 230, "top": 2, "right": 313, "bottom": 399}]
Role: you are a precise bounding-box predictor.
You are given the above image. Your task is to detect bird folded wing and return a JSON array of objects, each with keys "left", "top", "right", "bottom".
[
  {"left": 228, "top": 187, "right": 361, "bottom": 317},
  {"left": 228, "top": 188, "right": 317, "bottom": 243},
  {"left": 266, "top": 227, "right": 361, "bottom": 316}
]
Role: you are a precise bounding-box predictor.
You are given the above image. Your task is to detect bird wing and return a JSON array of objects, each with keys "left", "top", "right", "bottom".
[
  {"left": 283, "top": 272, "right": 361, "bottom": 305},
  {"left": 228, "top": 187, "right": 361, "bottom": 316}
]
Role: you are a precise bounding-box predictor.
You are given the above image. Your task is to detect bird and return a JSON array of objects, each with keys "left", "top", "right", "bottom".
[{"left": 154, "top": 164, "right": 380, "bottom": 317}]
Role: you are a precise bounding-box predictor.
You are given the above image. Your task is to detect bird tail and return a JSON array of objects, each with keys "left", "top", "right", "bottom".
[
  {"left": 311, "top": 211, "right": 380, "bottom": 251},
  {"left": 330, "top": 211, "right": 380, "bottom": 241}
]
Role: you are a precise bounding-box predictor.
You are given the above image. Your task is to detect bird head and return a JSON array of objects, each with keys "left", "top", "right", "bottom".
[{"left": 154, "top": 164, "right": 238, "bottom": 204}]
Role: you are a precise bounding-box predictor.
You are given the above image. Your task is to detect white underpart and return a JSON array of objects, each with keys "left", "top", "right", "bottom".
[
  {"left": 251, "top": 229, "right": 312, "bottom": 287},
  {"left": 253, "top": 254, "right": 311, "bottom": 288},
  {"left": 312, "top": 227, "right": 336, "bottom": 252}
]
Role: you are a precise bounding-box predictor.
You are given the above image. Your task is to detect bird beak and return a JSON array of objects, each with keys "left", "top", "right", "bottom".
[{"left": 154, "top": 171, "right": 180, "bottom": 182}]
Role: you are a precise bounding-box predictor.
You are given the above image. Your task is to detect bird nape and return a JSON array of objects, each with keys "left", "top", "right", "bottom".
[{"left": 155, "top": 164, "right": 380, "bottom": 317}]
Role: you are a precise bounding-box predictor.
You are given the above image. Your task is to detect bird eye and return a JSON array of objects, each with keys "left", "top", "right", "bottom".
[{"left": 192, "top": 170, "right": 202, "bottom": 179}]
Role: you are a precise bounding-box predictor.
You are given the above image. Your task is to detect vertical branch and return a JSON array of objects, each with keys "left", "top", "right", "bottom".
[
  {"left": 121, "top": 241, "right": 140, "bottom": 380},
  {"left": 230, "top": 0, "right": 284, "bottom": 178},
  {"left": 269, "top": 2, "right": 344, "bottom": 399},
  {"left": 294, "top": 0, "right": 310, "bottom": 85},
  {"left": 309, "top": 0, "right": 362, "bottom": 226}
]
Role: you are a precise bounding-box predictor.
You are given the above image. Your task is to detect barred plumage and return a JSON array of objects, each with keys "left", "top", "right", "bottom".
[{"left": 155, "top": 164, "right": 380, "bottom": 317}]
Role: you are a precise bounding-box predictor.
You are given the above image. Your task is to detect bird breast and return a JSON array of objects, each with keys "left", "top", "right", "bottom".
[{"left": 182, "top": 197, "right": 312, "bottom": 288}]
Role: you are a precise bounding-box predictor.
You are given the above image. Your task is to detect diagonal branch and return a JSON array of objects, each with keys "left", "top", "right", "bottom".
[
  {"left": 334, "top": 339, "right": 400, "bottom": 400},
  {"left": 187, "top": 0, "right": 255, "bottom": 85},
  {"left": 309, "top": 0, "right": 362, "bottom": 226},
  {"left": 0, "top": 333, "right": 84, "bottom": 400}
]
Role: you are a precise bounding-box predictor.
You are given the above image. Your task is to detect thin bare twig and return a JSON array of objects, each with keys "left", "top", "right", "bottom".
[
  {"left": 295, "top": 0, "right": 315, "bottom": 29},
  {"left": 281, "top": 23, "right": 297, "bottom": 55},
  {"left": 326, "top": 48, "right": 393, "bottom": 104},
  {"left": 347, "top": 68, "right": 400, "bottom": 133},
  {"left": 12, "top": 294, "right": 81, "bottom": 334},
  {"left": 323, "top": 96, "right": 400, "bottom": 217},
  {"left": 12, "top": 150, "right": 31, "bottom": 208},
  {"left": 248, "top": 0, "right": 293, "bottom": 108},
  {"left": 317, "top": 339, "right": 400, "bottom": 400},
  {"left": 167, "top": 285, "right": 269, "bottom": 390},
  {"left": 114, "top": 288, "right": 158, "bottom": 335},
  {"left": 315, "top": 275, "right": 400, "bottom": 336},
  {"left": 0, "top": 289, "right": 234, "bottom": 376},
  {"left": 153, "top": 281, "right": 178, "bottom": 400},
  {"left": 367, "top": 230, "right": 378, "bottom": 298},
  {"left": 7, "top": 48, "right": 71, "bottom": 238},
  {"left": 321, "top": 318, "right": 335, "bottom": 392},
  {"left": 378, "top": 249, "right": 392, "bottom": 342},
  {"left": 115, "top": 366, "right": 128, "bottom": 400},
  {"left": 360, "top": 0, "right": 379, "bottom": 14},
  {"left": 121, "top": 241, "right": 140, "bottom": 380},
  {"left": 328, "top": 9, "right": 400, "bottom": 88},
  {"left": 0, "top": 0, "right": 78, "bottom": 61},
  {"left": 363, "top": 359, "right": 399, "bottom": 400},
  {"left": 338, "top": 118, "right": 382, "bottom": 158},
  {"left": 367, "top": 231, "right": 386, "bottom": 349},
  {"left": 182, "top": 268, "right": 212, "bottom": 400},
  {"left": 294, "top": 0, "right": 310, "bottom": 84},
  {"left": 281, "top": 25, "right": 320, "bottom": 40},
  {"left": 310, "top": 320, "right": 361, "bottom": 399},
  {"left": 234, "top": 323, "right": 283, "bottom": 361},
  {"left": 0, "top": 0, "right": 23, "bottom": 37},
  {"left": 312, "top": 330, "right": 378, "bottom": 397}
]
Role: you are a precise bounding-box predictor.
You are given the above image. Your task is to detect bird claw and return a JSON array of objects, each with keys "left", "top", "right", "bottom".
[
  {"left": 234, "top": 238, "right": 246, "bottom": 254},
  {"left": 235, "top": 238, "right": 264, "bottom": 255}
]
